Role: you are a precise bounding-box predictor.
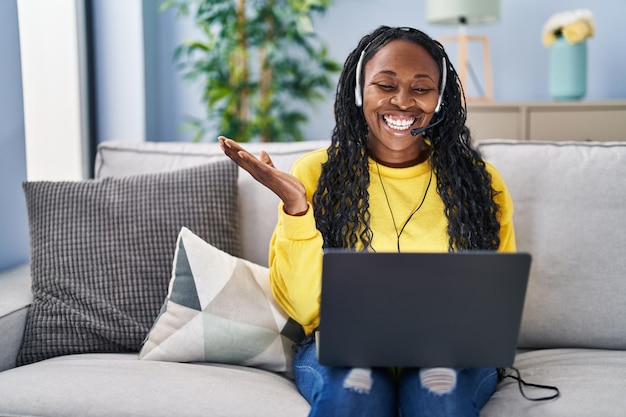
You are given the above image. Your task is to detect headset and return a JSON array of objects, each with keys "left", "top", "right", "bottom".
[{"left": 353, "top": 39, "right": 448, "bottom": 135}]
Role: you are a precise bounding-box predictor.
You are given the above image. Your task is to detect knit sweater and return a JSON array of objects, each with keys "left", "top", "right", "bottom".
[{"left": 268, "top": 148, "right": 516, "bottom": 334}]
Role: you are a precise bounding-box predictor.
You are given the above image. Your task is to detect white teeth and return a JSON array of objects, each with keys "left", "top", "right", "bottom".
[{"left": 383, "top": 115, "right": 416, "bottom": 131}]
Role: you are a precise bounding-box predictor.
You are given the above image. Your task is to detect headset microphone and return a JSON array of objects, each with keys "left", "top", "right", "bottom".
[{"left": 410, "top": 107, "right": 445, "bottom": 136}]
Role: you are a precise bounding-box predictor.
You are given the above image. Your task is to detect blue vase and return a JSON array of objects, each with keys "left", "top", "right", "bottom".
[{"left": 549, "top": 36, "right": 587, "bottom": 100}]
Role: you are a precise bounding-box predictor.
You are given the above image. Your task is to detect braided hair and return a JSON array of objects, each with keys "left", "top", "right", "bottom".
[{"left": 312, "top": 26, "right": 501, "bottom": 251}]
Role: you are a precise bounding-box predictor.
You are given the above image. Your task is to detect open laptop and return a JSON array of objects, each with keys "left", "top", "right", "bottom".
[{"left": 318, "top": 251, "right": 531, "bottom": 368}]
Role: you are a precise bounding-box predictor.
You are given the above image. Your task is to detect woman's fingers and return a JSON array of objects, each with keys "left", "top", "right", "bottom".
[
  {"left": 218, "top": 137, "right": 275, "bottom": 177},
  {"left": 218, "top": 136, "right": 252, "bottom": 165},
  {"left": 259, "top": 150, "right": 275, "bottom": 168},
  {"left": 218, "top": 137, "right": 277, "bottom": 188}
]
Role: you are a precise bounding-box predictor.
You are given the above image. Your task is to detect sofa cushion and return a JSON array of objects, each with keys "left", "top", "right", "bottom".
[
  {"left": 0, "top": 263, "right": 31, "bottom": 372},
  {"left": 95, "top": 140, "right": 330, "bottom": 266},
  {"left": 17, "top": 161, "right": 240, "bottom": 366},
  {"left": 482, "top": 349, "right": 626, "bottom": 417},
  {"left": 140, "top": 227, "right": 304, "bottom": 375},
  {"left": 479, "top": 140, "right": 626, "bottom": 350},
  {"left": 0, "top": 353, "right": 310, "bottom": 417}
]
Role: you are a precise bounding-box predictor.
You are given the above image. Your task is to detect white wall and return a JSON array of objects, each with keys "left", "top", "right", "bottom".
[{"left": 17, "top": 0, "right": 89, "bottom": 181}]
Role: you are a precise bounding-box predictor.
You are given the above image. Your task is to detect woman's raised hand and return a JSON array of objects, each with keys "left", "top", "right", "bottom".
[{"left": 218, "top": 136, "right": 309, "bottom": 216}]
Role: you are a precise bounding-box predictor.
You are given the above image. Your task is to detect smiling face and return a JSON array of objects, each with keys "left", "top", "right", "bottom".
[{"left": 362, "top": 39, "right": 440, "bottom": 167}]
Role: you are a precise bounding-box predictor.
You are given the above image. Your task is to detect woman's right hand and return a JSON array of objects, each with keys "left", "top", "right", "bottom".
[{"left": 218, "top": 136, "right": 309, "bottom": 216}]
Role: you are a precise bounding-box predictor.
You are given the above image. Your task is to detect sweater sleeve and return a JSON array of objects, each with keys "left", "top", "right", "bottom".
[
  {"left": 486, "top": 162, "right": 517, "bottom": 252},
  {"left": 268, "top": 150, "right": 327, "bottom": 335}
]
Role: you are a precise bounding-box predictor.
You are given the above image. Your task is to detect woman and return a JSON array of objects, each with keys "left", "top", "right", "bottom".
[{"left": 220, "top": 26, "right": 515, "bottom": 417}]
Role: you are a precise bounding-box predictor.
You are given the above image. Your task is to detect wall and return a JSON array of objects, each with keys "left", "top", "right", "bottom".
[
  {"left": 134, "top": 0, "right": 626, "bottom": 143},
  {"left": 91, "top": 0, "right": 147, "bottom": 143},
  {"left": 0, "top": 0, "right": 29, "bottom": 270}
]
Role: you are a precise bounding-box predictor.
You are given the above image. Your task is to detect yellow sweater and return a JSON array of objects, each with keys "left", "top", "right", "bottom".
[{"left": 268, "top": 148, "right": 516, "bottom": 334}]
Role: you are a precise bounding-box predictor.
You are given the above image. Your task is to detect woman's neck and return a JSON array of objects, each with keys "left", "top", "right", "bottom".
[{"left": 368, "top": 144, "right": 430, "bottom": 168}]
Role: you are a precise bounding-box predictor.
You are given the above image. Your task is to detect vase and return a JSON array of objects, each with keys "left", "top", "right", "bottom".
[{"left": 549, "top": 36, "right": 587, "bottom": 101}]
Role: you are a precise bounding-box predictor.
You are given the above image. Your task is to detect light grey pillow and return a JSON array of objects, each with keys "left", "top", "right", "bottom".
[
  {"left": 18, "top": 161, "right": 240, "bottom": 366},
  {"left": 479, "top": 140, "right": 626, "bottom": 350}
]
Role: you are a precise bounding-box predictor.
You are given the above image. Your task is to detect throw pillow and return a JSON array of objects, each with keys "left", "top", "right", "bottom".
[
  {"left": 18, "top": 161, "right": 240, "bottom": 366},
  {"left": 139, "top": 227, "right": 305, "bottom": 375}
]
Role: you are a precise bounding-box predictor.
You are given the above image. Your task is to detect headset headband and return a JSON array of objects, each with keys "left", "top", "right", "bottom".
[{"left": 354, "top": 44, "right": 447, "bottom": 113}]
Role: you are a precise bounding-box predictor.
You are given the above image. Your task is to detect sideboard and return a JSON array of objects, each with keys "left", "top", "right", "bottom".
[{"left": 467, "top": 100, "right": 626, "bottom": 142}]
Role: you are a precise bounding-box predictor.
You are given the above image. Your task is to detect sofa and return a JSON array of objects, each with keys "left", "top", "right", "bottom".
[{"left": 1, "top": 138, "right": 625, "bottom": 416}]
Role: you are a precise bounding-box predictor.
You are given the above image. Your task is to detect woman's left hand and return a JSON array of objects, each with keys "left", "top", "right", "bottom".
[{"left": 218, "top": 136, "right": 309, "bottom": 215}]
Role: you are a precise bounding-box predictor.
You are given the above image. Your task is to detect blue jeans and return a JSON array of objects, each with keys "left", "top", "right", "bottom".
[{"left": 293, "top": 340, "right": 498, "bottom": 417}]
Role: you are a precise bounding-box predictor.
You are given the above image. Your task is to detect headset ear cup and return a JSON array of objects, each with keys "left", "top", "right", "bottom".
[
  {"left": 354, "top": 49, "right": 366, "bottom": 107},
  {"left": 435, "top": 57, "right": 447, "bottom": 113}
]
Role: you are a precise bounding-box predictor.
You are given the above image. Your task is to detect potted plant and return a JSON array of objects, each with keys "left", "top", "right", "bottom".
[{"left": 162, "top": 0, "right": 341, "bottom": 142}]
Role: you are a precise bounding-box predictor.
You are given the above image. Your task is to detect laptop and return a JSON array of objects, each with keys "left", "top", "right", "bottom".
[{"left": 318, "top": 250, "right": 531, "bottom": 368}]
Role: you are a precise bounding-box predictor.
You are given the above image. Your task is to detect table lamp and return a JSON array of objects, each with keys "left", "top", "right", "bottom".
[{"left": 426, "top": 0, "right": 500, "bottom": 101}]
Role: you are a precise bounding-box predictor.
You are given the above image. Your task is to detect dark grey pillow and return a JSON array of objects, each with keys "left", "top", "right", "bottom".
[{"left": 17, "top": 160, "right": 240, "bottom": 366}]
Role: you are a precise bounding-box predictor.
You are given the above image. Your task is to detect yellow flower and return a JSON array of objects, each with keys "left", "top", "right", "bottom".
[
  {"left": 563, "top": 20, "right": 593, "bottom": 44},
  {"left": 542, "top": 9, "right": 594, "bottom": 47},
  {"left": 542, "top": 32, "right": 557, "bottom": 48}
]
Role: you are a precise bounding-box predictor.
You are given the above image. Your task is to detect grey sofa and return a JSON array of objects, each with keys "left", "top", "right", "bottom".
[{"left": 1, "top": 139, "right": 625, "bottom": 416}]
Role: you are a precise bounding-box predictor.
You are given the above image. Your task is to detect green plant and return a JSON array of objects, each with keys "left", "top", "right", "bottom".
[{"left": 162, "top": 0, "right": 341, "bottom": 142}]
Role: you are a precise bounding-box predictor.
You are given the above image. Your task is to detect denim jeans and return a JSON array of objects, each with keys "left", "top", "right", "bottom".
[{"left": 293, "top": 340, "right": 498, "bottom": 417}]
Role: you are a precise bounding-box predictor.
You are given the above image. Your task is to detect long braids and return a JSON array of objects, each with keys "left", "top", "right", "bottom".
[{"left": 312, "top": 26, "right": 501, "bottom": 251}]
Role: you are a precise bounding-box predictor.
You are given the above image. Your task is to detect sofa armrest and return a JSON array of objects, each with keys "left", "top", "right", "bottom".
[{"left": 0, "top": 263, "right": 32, "bottom": 371}]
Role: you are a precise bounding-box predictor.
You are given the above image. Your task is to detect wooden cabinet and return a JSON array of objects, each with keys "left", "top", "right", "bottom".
[{"left": 466, "top": 100, "right": 626, "bottom": 141}]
